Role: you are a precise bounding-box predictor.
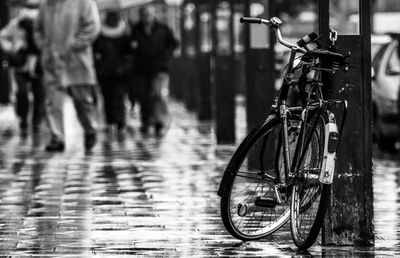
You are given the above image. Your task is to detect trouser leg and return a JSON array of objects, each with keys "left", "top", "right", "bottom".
[
  {"left": 98, "top": 77, "right": 114, "bottom": 125},
  {"left": 45, "top": 86, "right": 65, "bottom": 142},
  {"left": 127, "top": 78, "right": 136, "bottom": 110},
  {"left": 150, "top": 72, "right": 170, "bottom": 126},
  {"left": 112, "top": 80, "right": 127, "bottom": 129},
  {"left": 135, "top": 75, "right": 151, "bottom": 128},
  {"left": 31, "top": 76, "right": 45, "bottom": 130},
  {"left": 68, "top": 85, "right": 96, "bottom": 135},
  {"left": 14, "top": 72, "right": 30, "bottom": 129}
]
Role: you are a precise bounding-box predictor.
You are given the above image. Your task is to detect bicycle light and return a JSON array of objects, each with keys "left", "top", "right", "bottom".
[{"left": 319, "top": 112, "right": 338, "bottom": 184}]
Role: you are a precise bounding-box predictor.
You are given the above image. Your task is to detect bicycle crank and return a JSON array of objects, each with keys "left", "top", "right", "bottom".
[{"left": 255, "top": 197, "right": 278, "bottom": 208}]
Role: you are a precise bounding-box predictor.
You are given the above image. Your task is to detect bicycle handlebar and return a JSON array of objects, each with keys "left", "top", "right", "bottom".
[
  {"left": 240, "top": 17, "right": 264, "bottom": 24},
  {"left": 240, "top": 16, "right": 306, "bottom": 53}
]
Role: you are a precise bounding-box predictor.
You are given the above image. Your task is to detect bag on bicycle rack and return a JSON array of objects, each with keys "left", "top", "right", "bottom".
[
  {"left": 320, "top": 44, "right": 339, "bottom": 100},
  {"left": 297, "top": 44, "right": 343, "bottom": 103}
]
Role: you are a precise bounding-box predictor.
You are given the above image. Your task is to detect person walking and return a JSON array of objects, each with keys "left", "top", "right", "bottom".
[
  {"left": 130, "top": 5, "right": 179, "bottom": 136},
  {"left": 35, "top": 0, "right": 100, "bottom": 152},
  {"left": 0, "top": 5, "right": 45, "bottom": 137},
  {"left": 93, "top": 10, "right": 132, "bottom": 135}
]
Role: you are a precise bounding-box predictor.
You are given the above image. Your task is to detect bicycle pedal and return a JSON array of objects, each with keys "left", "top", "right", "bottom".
[{"left": 255, "top": 197, "right": 277, "bottom": 208}]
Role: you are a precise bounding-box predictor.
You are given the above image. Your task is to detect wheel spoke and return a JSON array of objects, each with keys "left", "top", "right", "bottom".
[
  {"left": 220, "top": 119, "right": 297, "bottom": 240},
  {"left": 236, "top": 169, "right": 277, "bottom": 182},
  {"left": 291, "top": 114, "right": 331, "bottom": 249}
]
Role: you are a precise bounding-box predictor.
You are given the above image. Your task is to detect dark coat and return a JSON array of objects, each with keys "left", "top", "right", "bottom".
[
  {"left": 19, "top": 18, "right": 39, "bottom": 56},
  {"left": 130, "top": 21, "right": 179, "bottom": 76},
  {"left": 19, "top": 17, "right": 42, "bottom": 75},
  {"left": 93, "top": 32, "right": 132, "bottom": 80}
]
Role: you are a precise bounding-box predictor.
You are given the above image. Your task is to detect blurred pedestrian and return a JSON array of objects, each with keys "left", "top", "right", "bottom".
[
  {"left": 0, "top": 5, "right": 45, "bottom": 137},
  {"left": 130, "top": 5, "right": 179, "bottom": 136},
  {"left": 35, "top": 0, "right": 100, "bottom": 151},
  {"left": 93, "top": 10, "right": 132, "bottom": 136}
]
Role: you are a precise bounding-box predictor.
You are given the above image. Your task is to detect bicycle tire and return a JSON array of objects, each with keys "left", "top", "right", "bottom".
[
  {"left": 220, "top": 116, "right": 299, "bottom": 240},
  {"left": 290, "top": 113, "right": 331, "bottom": 249}
]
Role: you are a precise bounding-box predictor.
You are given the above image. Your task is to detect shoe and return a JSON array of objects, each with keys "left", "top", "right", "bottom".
[
  {"left": 104, "top": 124, "right": 113, "bottom": 133},
  {"left": 140, "top": 125, "right": 149, "bottom": 134},
  {"left": 117, "top": 122, "right": 126, "bottom": 135},
  {"left": 45, "top": 139, "right": 65, "bottom": 152},
  {"left": 126, "top": 125, "right": 135, "bottom": 135},
  {"left": 154, "top": 123, "right": 165, "bottom": 137},
  {"left": 84, "top": 132, "right": 97, "bottom": 150},
  {"left": 20, "top": 128, "right": 28, "bottom": 138},
  {"left": 32, "top": 125, "right": 41, "bottom": 134},
  {"left": 3, "top": 128, "right": 13, "bottom": 138},
  {"left": 117, "top": 127, "right": 126, "bottom": 136},
  {"left": 117, "top": 130, "right": 126, "bottom": 142}
]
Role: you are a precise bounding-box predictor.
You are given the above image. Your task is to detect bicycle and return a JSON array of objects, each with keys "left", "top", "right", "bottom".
[{"left": 217, "top": 16, "right": 349, "bottom": 250}]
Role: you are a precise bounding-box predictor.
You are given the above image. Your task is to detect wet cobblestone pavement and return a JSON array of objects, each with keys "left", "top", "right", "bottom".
[{"left": 0, "top": 100, "right": 400, "bottom": 257}]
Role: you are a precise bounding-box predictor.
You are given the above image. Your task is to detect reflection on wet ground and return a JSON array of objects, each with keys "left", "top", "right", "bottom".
[
  {"left": 0, "top": 101, "right": 399, "bottom": 257},
  {"left": 372, "top": 151, "right": 400, "bottom": 255}
]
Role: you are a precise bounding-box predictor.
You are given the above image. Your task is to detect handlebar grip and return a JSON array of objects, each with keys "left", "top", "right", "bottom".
[
  {"left": 240, "top": 17, "right": 262, "bottom": 24},
  {"left": 297, "top": 32, "right": 319, "bottom": 48}
]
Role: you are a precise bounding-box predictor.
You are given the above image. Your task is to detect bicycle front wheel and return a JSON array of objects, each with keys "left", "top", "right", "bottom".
[
  {"left": 220, "top": 117, "right": 298, "bottom": 240},
  {"left": 290, "top": 113, "right": 331, "bottom": 249}
]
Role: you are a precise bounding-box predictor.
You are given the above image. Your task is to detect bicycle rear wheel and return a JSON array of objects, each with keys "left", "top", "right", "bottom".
[
  {"left": 220, "top": 117, "right": 299, "bottom": 240},
  {"left": 290, "top": 113, "right": 331, "bottom": 249}
]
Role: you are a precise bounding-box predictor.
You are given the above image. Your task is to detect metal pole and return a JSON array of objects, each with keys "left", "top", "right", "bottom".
[
  {"left": 321, "top": 0, "right": 374, "bottom": 246},
  {"left": 0, "top": 0, "right": 11, "bottom": 104},
  {"left": 245, "top": 0, "right": 275, "bottom": 132},
  {"left": 196, "top": 0, "right": 213, "bottom": 120},
  {"left": 214, "top": 0, "right": 235, "bottom": 144}
]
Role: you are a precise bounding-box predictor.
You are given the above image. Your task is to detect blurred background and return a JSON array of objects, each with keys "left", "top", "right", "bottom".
[{"left": 0, "top": 0, "right": 400, "bottom": 153}]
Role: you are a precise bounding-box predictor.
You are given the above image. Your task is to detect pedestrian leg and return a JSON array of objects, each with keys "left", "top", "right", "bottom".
[
  {"left": 14, "top": 72, "right": 30, "bottom": 136},
  {"left": 31, "top": 76, "right": 45, "bottom": 133},
  {"left": 68, "top": 85, "right": 97, "bottom": 150},
  {"left": 112, "top": 80, "right": 127, "bottom": 133},
  {"left": 44, "top": 86, "right": 66, "bottom": 151},
  {"left": 135, "top": 75, "right": 151, "bottom": 133},
  {"left": 151, "top": 72, "right": 170, "bottom": 136},
  {"left": 127, "top": 78, "right": 137, "bottom": 113},
  {"left": 98, "top": 77, "right": 114, "bottom": 131}
]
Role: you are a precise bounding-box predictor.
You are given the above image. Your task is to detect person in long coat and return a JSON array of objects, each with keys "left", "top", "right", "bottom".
[{"left": 35, "top": 0, "right": 100, "bottom": 151}]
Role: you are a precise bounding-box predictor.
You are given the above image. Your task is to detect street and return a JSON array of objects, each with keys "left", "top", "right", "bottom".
[{"left": 0, "top": 100, "right": 399, "bottom": 257}]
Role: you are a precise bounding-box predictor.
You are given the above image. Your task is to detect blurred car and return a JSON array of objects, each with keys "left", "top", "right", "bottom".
[{"left": 371, "top": 34, "right": 400, "bottom": 152}]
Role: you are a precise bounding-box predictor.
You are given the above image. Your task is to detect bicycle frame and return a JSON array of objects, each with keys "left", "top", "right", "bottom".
[
  {"left": 218, "top": 16, "right": 350, "bottom": 248},
  {"left": 275, "top": 48, "right": 302, "bottom": 185},
  {"left": 272, "top": 48, "right": 348, "bottom": 188},
  {"left": 218, "top": 16, "right": 348, "bottom": 196}
]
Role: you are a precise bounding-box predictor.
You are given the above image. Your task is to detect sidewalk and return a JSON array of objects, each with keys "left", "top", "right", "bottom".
[{"left": 0, "top": 99, "right": 399, "bottom": 257}]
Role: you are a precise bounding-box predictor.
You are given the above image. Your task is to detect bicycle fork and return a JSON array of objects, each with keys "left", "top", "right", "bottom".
[
  {"left": 254, "top": 104, "right": 291, "bottom": 209},
  {"left": 280, "top": 103, "right": 292, "bottom": 184}
]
